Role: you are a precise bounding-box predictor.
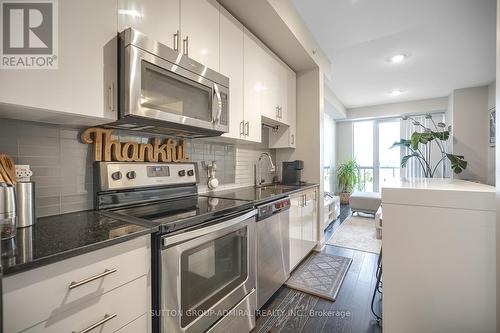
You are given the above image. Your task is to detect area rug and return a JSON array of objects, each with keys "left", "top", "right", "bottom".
[
  {"left": 327, "top": 215, "right": 382, "bottom": 254},
  {"left": 285, "top": 252, "right": 352, "bottom": 301}
]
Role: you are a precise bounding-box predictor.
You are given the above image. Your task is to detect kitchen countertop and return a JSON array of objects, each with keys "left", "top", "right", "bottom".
[
  {"left": 2, "top": 210, "right": 157, "bottom": 276},
  {"left": 204, "top": 183, "right": 319, "bottom": 204}
]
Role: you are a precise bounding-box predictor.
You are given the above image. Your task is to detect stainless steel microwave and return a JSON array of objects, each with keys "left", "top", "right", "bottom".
[{"left": 107, "top": 28, "right": 229, "bottom": 137}]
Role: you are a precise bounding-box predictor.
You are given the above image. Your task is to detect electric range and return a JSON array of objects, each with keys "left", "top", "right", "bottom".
[{"left": 94, "top": 162, "right": 257, "bottom": 333}]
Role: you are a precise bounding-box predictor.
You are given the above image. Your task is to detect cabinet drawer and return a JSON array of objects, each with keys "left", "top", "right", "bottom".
[
  {"left": 115, "top": 313, "right": 149, "bottom": 333},
  {"left": 4, "top": 236, "right": 150, "bottom": 333},
  {"left": 24, "top": 275, "right": 148, "bottom": 333}
]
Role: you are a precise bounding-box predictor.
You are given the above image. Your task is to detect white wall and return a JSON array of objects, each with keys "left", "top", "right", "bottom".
[
  {"left": 324, "top": 80, "right": 347, "bottom": 119},
  {"left": 346, "top": 97, "right": 448, "bottom": 120},
  {"left": 450, "top": 85, "right": 490, "bottom": 184},
  {"left": 336, "top": 121, "right": 353, "bottom": 165}
]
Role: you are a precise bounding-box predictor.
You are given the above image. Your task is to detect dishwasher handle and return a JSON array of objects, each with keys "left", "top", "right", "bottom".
[{"left": 256, "top": 197, "right": 290, "bottom": 221}]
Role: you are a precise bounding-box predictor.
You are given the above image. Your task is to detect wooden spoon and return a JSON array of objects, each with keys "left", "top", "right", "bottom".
[
  {"left": 0, "top": 155, "right": 16, "bottom": 185},
  {"left": 0, "top": 163, "right": 14, "bottom": 185},
  {"left": 0, "top": 165, "right": 11, "bottom": 185}
]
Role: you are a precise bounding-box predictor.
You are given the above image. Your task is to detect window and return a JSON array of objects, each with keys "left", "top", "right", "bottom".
[
  {"left": 353, "top": 119, "right": 401, "bottom": 192},
  {"left": 353, "top": 121, "right": 374, "bottom": 192}
]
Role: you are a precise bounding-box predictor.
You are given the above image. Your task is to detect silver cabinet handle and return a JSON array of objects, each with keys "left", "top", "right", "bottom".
[
  {"left": 183, "top": 35, "right": 189, "bottom": 56},
  {"left": 107, "top": 84, "right": 114, "bottom": 112},
  {"left": 240, "top": 121, "right": 244, "bottom": 135},
  {"left": 73, "top": 313, "right": 117, "bottom": 333},
  {"left": 173, "top": 30, "right": 180, "bottom": 51},
  {"left": 276, "top": 106, "right": 279, "bottom": 119},
  {"left": 245, "top": 121, "right": 249, "bottom": 136},
  {"left": 278, "top": 106, "right": 282, "bottom": 118},
  {"left": 69, "top": 268, "right": 117, "bottom": 290},
  {"left": 291, "top": 133, "right": 294, "bottom": 145}
]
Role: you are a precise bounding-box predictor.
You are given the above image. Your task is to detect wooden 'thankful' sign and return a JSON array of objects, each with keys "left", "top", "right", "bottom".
[{"left": 80, "top": 127, "right": 189, "bottom": 162}]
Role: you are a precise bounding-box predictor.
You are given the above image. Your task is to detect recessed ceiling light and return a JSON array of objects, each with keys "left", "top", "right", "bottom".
[
  {"left": 118, "top": 9, "right": 143, "bottom": 18},
  {"left": 390, "top": 89, "right": 404, "bottom": 96},
  {"left": 388, "top": 54, "right": 409, "bottom": 64}
]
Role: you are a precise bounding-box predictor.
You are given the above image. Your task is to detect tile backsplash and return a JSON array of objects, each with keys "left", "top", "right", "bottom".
[{"left": 0, "top": 119, "right": 275, "bottom": 217}]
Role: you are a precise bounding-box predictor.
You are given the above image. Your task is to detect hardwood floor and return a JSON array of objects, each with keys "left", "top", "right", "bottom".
[{"left": 253, "top": 205, "right": 382, "bottom": 333}]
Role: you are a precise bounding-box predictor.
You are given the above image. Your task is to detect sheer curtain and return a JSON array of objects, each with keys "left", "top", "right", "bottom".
[{"left": 400, "top": 113, "right": 448, "bottom": 179}]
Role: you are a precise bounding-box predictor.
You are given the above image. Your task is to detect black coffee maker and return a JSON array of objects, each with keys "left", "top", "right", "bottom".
[{"left": 282, "top": 160, "right": 304, "bottom": 185}]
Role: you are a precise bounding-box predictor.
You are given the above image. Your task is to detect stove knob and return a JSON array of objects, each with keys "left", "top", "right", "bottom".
[
  {"left": 178, "top": 170, "right": 186, "bottom": 177},
  {"left": 111, "top": 171, "right": 122, "bottom": 181},
  {"left": 187, "top": 170, "right": 194, "bottom": 177},
  {"left": 126, "top": 171, "right": 136, "bottom": 179}
]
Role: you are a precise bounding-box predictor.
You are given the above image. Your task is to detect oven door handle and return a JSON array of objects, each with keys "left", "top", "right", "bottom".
[{"left": 163, "top": 209, "right": 256, "bottom": 247}]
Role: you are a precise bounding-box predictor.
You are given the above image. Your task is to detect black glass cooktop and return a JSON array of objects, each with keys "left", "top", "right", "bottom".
[{"left": 107, "top": 195, "right": 254, "bottom": 234}]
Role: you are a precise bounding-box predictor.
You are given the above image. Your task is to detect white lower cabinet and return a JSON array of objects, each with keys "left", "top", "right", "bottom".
[
  {"left": 25, "top": 275, "right": 149, "bottom": 333},
  {"left": 289, "top": 188, "right": 318, "bottom": 272},
  {"left": 3, "top": 235, "right": 151, "bottom": 333},
  {"left": 115, "top": 313, "right": 149, "bottom": 333}
]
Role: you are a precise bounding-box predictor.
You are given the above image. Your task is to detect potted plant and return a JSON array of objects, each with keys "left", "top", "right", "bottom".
[
  {"left": 337, "top": 158, "right": 359, "bottom": 204},
  {"left": 391, "top": 114, "right": 467, "bottom": 177}
]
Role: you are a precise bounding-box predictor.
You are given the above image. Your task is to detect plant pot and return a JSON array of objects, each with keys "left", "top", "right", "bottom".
[{"left": 340, "top": 192, "right": 350, "bottom": 205}]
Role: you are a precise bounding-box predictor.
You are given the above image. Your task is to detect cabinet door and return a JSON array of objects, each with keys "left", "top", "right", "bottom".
[
  {"left": 301, "top": 189, "right": 317, "bottom": 256},
  {"left": 287, "top": 67, "right": 297, "bottom": 148},
  {"left": 118, "top": 0, "right": 180, "bottom": 49},
  {"left": 220, "top": 8, "right": 244, "bottom": 140},
  {"left": 180, "top": 0, "right": 219, "bottom": 70},
  {"left": 263, "top": 54, "right": 282, "bottom": 121},
  {"left": 289, "top": 194, "right": 303, "bottom": 272},
  {"left": 243, "top": 30, "right": 264, "bottom": 143},
  {"left": 0, "top": 0, "right": 117, "bottom": 120},
  {"left": 267, "top": 67, "right": 296, "bottom": 149}
]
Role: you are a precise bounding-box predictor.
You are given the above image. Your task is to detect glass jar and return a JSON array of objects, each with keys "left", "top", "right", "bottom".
[
  {"left": 0, "top": 185, "right": 17, "bottom": 239},
  {"left": 1, "top": 213, "right": 16, "bottom": 239}
]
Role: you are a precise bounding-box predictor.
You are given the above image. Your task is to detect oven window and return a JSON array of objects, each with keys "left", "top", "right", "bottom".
[
  {"left": 180, "top": 227, "right": 248, "bottom": 327},
  {"left": 141, "top": 61, "right": 212, "bottom": 122}
]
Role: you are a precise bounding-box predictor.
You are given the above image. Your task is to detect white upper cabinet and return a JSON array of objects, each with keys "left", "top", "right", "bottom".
[
  {"left": 118, "top": 0, "right": 219, "bottom": 70},
  {"left": 243, "top": 30, "right": 265, "bottom": 143},
  {"left": 0, "top": 0, "right": 118, "bottom": 121},
  {"left": 118, "top": 0, "right": 180, "bottom": 49},
  {"left": 180, "top": 0, "right": 220, "bottom": 71},
  {"left": 268, "top": 67, "right": 296, "bottom": 148},
  {"left": 220, "top": 7, "right": 244, "bottom": 140}
]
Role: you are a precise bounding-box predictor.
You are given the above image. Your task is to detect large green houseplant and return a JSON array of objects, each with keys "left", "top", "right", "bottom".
[
  {"left": 391, "top": 114, "right": 467, "bottom": 177},
  {"left": 337, "top": 158, "right": 359, "bottom": 204}
]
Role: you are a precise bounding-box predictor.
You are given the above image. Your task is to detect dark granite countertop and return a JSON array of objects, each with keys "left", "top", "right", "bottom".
[
  {"left": 203, "top": 183, "right": 319, "bottom": 205},
  {"left": 1, "top": 210, "right": 157, "bottom": 276}
]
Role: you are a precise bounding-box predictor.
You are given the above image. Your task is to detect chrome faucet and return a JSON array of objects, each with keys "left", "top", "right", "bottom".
[{"left": 256, "top": 152, "right": 276, "bottom": 186}]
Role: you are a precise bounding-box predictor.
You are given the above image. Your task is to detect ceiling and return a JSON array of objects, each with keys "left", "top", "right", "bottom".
[{"left": 290, "top": 0, "right": 496, "bottom": 108}]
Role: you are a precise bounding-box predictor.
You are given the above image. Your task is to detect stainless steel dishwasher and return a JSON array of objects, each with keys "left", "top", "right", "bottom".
[{"left": 256, "top": 197, "right": 290, "bottom": 309}]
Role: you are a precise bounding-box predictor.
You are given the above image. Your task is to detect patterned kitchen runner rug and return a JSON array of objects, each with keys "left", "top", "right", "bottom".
[{"left": 285, "top": 252, "right": 352, "bottom": 301}]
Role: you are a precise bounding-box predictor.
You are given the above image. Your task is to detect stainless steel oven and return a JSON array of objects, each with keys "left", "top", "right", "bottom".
[
  {"left": 161, "top": 209, "right": 256, "bottom": 333},
  {"left": 108, "top": 28, "right": 229, "bottom": 137}
]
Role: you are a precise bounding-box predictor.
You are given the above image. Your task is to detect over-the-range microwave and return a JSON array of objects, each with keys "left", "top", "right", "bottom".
[{"left": 105, "top": 28, "right": 229, "bottom": 137}]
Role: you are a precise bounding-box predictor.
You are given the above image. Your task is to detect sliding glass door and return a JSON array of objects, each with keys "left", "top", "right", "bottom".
[
  {"left": 353, "top": 118, "right": 401, "bottom": 192},
  {"left": 353, "top": 121, "right": 374, "bottom": 192},
  {"left": 378, "top": 120, "right": 401, "bottom": 190}
]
